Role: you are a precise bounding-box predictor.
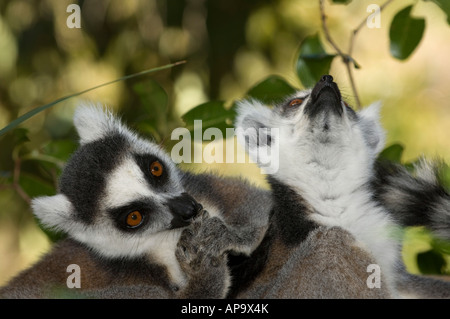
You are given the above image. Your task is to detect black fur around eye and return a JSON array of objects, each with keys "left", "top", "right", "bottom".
[
  {"left": 109, "top": 200, "right": 156, "bottom": 232},
  {"left": 134, "top": 154, "right": 168, "bottom": 187}
]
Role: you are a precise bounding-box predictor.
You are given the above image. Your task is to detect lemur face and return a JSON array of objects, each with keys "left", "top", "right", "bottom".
[
  {"left": 33, "top": 104, "right": 202, "bottom": 258},
  {"left": 236, "top": 75, "right": 385, "bottom": 180}
]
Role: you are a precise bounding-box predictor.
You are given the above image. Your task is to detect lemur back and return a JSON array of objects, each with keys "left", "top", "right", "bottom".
[
  {"left": 234, "top": 75, "right": 450, "bottom": 298},
  {"left": 0, "top": 104, "right": 271, "bottom": 299}
]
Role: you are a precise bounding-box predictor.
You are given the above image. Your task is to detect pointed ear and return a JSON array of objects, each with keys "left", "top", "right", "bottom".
[
  {"left": 358, "top": 101, "right": 386, "bottom": 155},
  {"left": 235, "top": 99, "right": 278, "bottom": 168},
  {"left": 32, "top": 194, "right": 74, "bottom": 233},
  {"left": 73, "top": 102, "right": 121, "bottom": 145}
]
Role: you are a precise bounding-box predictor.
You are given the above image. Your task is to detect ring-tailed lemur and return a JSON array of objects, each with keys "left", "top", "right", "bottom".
[
  {"left": 234, "top": 75, "right": 450, "bottom": 298},
  {"left": 3, "top": 97, "right": 449, "bottom": 299},
  {"left": 0, "top": 104, "right": 271, "bottom": 299}
]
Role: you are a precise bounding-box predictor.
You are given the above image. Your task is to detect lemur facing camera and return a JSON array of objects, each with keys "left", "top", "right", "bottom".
[
  {"left": 0, "top": 105, "right": 271, "bottom": 299},
  {"left": 234, "top": 75, "right": 450, "bottom": 298}
]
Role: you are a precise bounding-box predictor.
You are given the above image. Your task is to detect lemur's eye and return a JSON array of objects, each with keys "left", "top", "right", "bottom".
[
  {"left": 343, "top": 101, "right": 349, "bottom": 107},
  {"left": 150, "top": 161, "right": 163, "bottom": 177},
  {"left": 289, "top": 98, "right": 304, "bottom": 107},
  {"left": 126, "top": 211, "right": 143, "bottom": 228}
]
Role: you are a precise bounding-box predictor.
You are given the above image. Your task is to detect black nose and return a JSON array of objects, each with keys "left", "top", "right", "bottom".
[
  {"left": 320, "top": 75, "right": 333, "bottom": 83},
  {"left": 311, "top": 74, "right": 341, "bottom": 103},
  {"left": 306, "top": 74, "right": 342, "bottom": 118},
  {"left": 168, "top": 193, "right": 203, "bottom": 228}
]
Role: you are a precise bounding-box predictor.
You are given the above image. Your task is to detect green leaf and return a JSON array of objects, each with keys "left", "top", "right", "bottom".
[
  {"left": 132, "top": 79, "right": 169, "bottom": 141},
  {"left": 133, "top": 79, "right": 168, "bottom": 121},
  {"left": 331, "top": 0, "right": 352, "bottom": 4},
  {"left": 296, "top": 34, "right": 336, "bottom": 88},
  {"left": 417, "top": 249, "right": 446, "bottom": 275},
  {"left": 431, "top": 236, "right": 450, "bottom": 256},
  {"left": 247, "top": 75, "right": 297, "bottom": 105},
  {"left": 12, "top": 128, "right": 30, "bottom": 146},
  {"left": 424, "top": 0, "right": 450, "bottom": 24},
  {"left": 0, "top": 61, "right": 185, "bottom": 137},
  {"left": 378, "top": 143, "right": 404, "bottom": 163},
  {"left": 438, "top": 162, "right": 450, "bottom": 191},
  {"left": 19, "top": 173, "right": 55, "bottom": 198},
  {"left": 181, "top": 101, "right": 235, "bottom": 137},
  {"left": 389, "top": 6, "right": 425, "bottom": 60},
  {"left": 18, "top": 140, "right": 77, "bottom": 173},
  {"left": 42, "top": 139, "right": 78, "bottom": 162}
]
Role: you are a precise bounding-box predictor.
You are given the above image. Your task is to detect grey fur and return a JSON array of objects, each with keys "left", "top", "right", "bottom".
[
  {"left": 397, "top": 271, "right": 450, "bottom": 298},
  {"left": 235, "top": 226, "right": 391, "bottom": 298}
]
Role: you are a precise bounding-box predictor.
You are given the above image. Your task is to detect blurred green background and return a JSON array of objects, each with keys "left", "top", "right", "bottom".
[{"left": 1, "top": 0, "right": 450, "bottom": 287}]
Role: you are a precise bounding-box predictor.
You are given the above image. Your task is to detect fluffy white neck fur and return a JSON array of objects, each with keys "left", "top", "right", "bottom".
[{"left": 277, "top": 136, "right": 401, "bottom": 295}]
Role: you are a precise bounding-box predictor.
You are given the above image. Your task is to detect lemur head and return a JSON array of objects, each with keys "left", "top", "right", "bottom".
[
  {"left": 236, "top": 75, "right": 385, "bottom": 187},
  {"left": 33, "top": 103, "right": 203, "bottom": 258}
]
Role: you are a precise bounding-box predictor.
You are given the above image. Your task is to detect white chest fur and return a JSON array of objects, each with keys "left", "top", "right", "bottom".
[{"left": 286, "top": 155, "right": 401, "bottom": 294}]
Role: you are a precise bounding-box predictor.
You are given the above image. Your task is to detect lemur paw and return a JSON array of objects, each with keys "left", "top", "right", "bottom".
[{"left": 176, "top": 210, "right": 228, "bottom": 277}]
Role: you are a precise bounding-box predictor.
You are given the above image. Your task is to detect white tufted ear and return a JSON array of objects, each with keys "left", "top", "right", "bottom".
[
  {"left": 73, "top": 102, "right": 122, "bottom": 145},
  {"left": 358, "top": 101, "right": 386, "bottom": 156},
  {"left": 235, "top": 99, "right": 280, "bottom": 173},
  {"left": 32, "top": 194, "right": 74, "bottom": 233}
]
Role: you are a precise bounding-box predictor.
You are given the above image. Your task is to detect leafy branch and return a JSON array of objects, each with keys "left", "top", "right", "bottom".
[
  {"left": 12, "top": 158, "right": 31, "bottom": 205},
  {"left": 318, "top": 0, "right": 395, "bottom": 109},
  {"left": 296, "top": 0, "right": 448, "bottom": 108}
]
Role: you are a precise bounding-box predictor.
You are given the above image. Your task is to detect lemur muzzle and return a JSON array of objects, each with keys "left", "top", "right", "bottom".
[{"left": 168, "top": 193, "right": 203, "bottom": 228}]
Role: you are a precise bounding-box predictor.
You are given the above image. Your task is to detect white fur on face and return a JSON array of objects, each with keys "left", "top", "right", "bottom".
[
  {"left": 103, "top": 155, "right": 166, "bottom": 209},
  {"left": 69, "top": 221, "right": 187, "bottom": 285},
  {"left": 73, "top": 223, "right": 183, "bottom": 260}
]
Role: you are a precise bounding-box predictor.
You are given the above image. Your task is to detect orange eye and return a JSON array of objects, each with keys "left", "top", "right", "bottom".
[
  {"left": 126, "top": 211, "right": 143, "bottom": 227},
  {"left": 289, "top": 98, "right": 303, "bottom": 107},
  {"left": 150, "top": 161, "right": 163, "bottom": 177}
]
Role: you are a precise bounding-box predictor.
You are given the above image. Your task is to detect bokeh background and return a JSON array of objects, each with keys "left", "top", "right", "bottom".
[{"left": 1, "top": 0, "right": 450, "bottom": 287}]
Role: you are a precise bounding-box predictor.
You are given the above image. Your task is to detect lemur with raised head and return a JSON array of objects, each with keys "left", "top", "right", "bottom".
[
  {"left": 234, "top": 75, "right": 450, "bottom": 298},
  {"left": 0, "top": 104, "right": 271, "bottom": 299}
]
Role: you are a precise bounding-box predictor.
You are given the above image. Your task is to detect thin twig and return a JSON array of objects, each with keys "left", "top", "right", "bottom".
[
  {"left": 348, "top": 0, "right": 395, "bottom": 58},
  {"left": 319, "top": 0, "right": 395, "bottom": 109},
  {"left": 319, "top": 0, "right": 345, "bottom": 57},
  {"left": 0, "top": 184, "right": 11, "bottom": 192},
  {"left": 319, "top": 0, "right": 361, "bottom": 108},
  {"left": 13, "top": 158, "right": 31, "bottom": 205}
]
